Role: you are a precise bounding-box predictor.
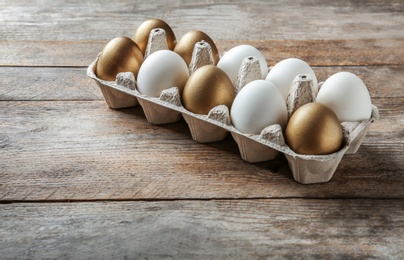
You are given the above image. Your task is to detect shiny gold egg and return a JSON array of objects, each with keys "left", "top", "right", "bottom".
[
  {"left": 96, "top": 36, "right": 143, "bottom": 81},
  {"left": 285, "top": 102, "right": 343, "bottom": 155},
  {"left": 174, "top": 30, "right": 220, "bottom": 66},
  {"left": 133, "top": 18, "right": 177, "bottom": 55},
  {"left": 182, "top": 65, "right": 235, "bottom": 115}
]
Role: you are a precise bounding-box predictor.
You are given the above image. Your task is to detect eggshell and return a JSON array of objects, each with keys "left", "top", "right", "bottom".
[
  {"left": 174, "top": 30, "right": 220, "bottom": 66},
  {"left": 182, "top": 65, "right": 235, "bottom": 115},
  {"left": 133, "top": 18, "right": 177, "bottom": 55},
  {"left": 266, "top": 58, "right": 318, "bottom": 100},
  {"left": 217, "top": 45, "right": 268, "bottom": 85},
  {"left": 316, "top": 72, "right": 372, "bottom": 121},
  {"left": 136, "top": 50, "right": 189, "bottom": 97},
  {"left": 285, "top": 102, "right": 343, "bottom": 155},
  {"left": 96, "top": 36, "right": 143, "bottom": 81},
  {"left": 230, "top": 80, "right": 287, "bottom": 134}
]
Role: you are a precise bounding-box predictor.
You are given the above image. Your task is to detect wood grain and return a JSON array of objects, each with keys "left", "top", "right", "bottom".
[
  {"left": 1, "top": 0, "right": 403, "bottom": 41},
  {"left": 0, "top": 67, "right": 102, "bottom": 101},
  {"left": 1, "top": 39, "right": 404, "bottom": 67},
  {"left": 1, "top": 0, "right": 403, "bottom": 258},
  {"left": 1, "top": 99, "right": 403, "bottom": 201},
  {"left": 1, "top": 199, "right": 403, "bottom": 259}
]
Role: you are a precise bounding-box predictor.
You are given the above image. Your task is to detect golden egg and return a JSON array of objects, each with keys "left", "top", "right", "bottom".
[
  {"left": 182, "top": 65, "right": 235, "bottom": 115},
  {"left": 285, "top": 102, "right": 343, "bottom": 155},
  {"left": 174, "top": 30, "right": 220, "bottom": 66},
  {"left": 96, "top": 36, "right": 143, "bottom": 81},
  {"left": 133, "top": 18, "right": 177, "bottom": 55}
]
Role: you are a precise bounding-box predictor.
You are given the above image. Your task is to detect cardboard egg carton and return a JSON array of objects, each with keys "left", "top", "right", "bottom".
[{"left": 87, "top": 34, "right": 378, "bottom": 184}]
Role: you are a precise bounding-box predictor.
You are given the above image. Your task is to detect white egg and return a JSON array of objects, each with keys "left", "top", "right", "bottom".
[
  {"left": 316, "top": 72, "right": 372, "bottom": 122},
  {"left": 265, "top": 58, "right": 318, "bottom": 100},
  {"left": 137, "top": 50, "right": 189, "bottom": 97},
  {"left": 230, "top": 80, "right": 287, "bottom": 134},
  {"left": 217, "top": 45, "right": 268, "bottom": 85}
]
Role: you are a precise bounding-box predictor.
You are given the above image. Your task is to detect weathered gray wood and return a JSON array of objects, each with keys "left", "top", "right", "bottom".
[
  {"left": 0, "top": 67, "right": 103, "bottom": 101},
  {"left": 1, "top": 0, "right": 403, "bottom": 41},
  {"left": 1, "top": 99, "right": 403, "bottom": 201},
  {"left": 1, "top": 0, "right": 403, "bottom": 257},
  {"left": 1, "top": 39, "right": 404, "bottom": 67},
  {"left": 1, "top": 199, "right": 403, "bottom": 259}
]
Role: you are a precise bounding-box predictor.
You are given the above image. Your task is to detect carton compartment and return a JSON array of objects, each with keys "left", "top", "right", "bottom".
[
  {"left": 345, "top": 123, "right": 371, "bottom": 154},
  {"left": 97, "top": 81, "right": 138, "bottom": 109},
  {"left": 285, "top": 151, "right": 345, "bottom": 184},
  {"left": 181, "top": 104, "right": 229, "bottom": 143},
  {"left": 232, "top": 132, "right": 279, "bottom": 162},
  {"left": 137, "top": 97, "right": 182, "bottom": 124},
  {"left": 183, "top": 113, "right": 228, "bottom": 143},
  {"left": 135, "top": 86, "right": 182, "bottom": 125},
  {"left": 89, "top": 57, "right": 138, "bottom": 109},
  {"left": 343, "top": 105, "right": 379, "bottom": 154}
]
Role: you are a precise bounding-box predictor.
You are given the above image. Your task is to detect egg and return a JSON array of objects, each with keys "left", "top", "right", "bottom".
[
  {"left": 217, "top": 45, "right": 268, "bottom": 85},
  {"left": 95, "top": 36, "right": 143, "bottom": 81},
  {"left": 230, "top": 80, "right": 287, "bottom": 134},
  {"left": 136, "top": 50, "right": 189, "bottom": 97},
  {"left": 316, "top": 72, "right": 372, "bottom": 122},
  {"left": 182, "top": 65, "right": 235, "bottom": 115},
  {"left": 174, "top": 30, "right": 220, "bottom": 66},
  {"left": 285, "top": 102, "right": 343, "bottom": 155},
  {"left": 266, "top": 58, "right": 318, "bottom": 100},
  {"left": 133, "top": 18, "right": 177, "bottom": 55}
]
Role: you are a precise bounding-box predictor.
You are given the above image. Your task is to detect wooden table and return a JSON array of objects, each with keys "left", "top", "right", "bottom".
[{"left": 1, "top": 1, "right": 403, "bottom": 258}]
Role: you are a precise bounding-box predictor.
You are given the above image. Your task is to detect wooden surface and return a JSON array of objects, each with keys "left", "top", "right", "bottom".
[
  {"left": 1, "top": 0, "right": 403, "bottom": 259},
  {"left": 1, "top": 200, "right": 403, "bottom": 259}
]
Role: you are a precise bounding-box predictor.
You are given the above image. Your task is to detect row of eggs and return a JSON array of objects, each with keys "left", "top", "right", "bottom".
[{"left": 95, "top": 19, "right": 373, "bottom": 156}]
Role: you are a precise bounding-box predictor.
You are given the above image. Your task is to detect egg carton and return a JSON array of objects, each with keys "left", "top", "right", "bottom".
[{"left": 87, "top": 37, "right": 378, "bottom": 184}]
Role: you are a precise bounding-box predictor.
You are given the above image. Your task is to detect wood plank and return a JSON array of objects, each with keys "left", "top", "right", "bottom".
[
  {"left": 1, "top": 99, "right": 403, "bottom": 201},
  {"left": 1, "top": 0, "right": 403, "bottom": 41},
  {"left": 1, "top": 39, "right": 403, "bottom": 67},
  {"left": 0, "top": 67, "right": 103, "bottom": 101},
  {"left": 1, "top": 199, "right": 403, "bottom": 259},
  {"left": 1, "top": 1, "right": 402, "bottom": 258},
  {"left": 1, "top": 65, "right": 402, "bottom": 101}
]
